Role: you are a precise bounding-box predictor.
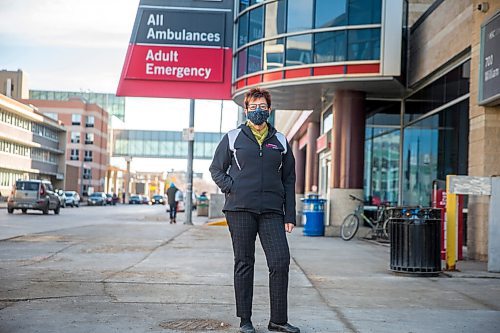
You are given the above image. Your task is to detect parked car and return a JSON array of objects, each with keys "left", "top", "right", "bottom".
[
  {"left": 166, "top": 200, "right": 185, "bottom": 212},
  {"left": 88, "top": 192, "right": 107, "bottom": 206},
  {"left": 64, "top": 191, "right": 80, "bottom": 207},
  {"left": 7, "top": 179, "right": 61, "bottom": 215},
  {"left": 141, "top": 195, "right": 151, "bottom": 205},
  {"left": 129, "top": 195, "right": 142, "bottom": 204},
  {"left": 55, "top": 189, "right": 66, "bottom": 208},
  {"left": 151, "top": 194, "right": 166, "bottom": 205},
  {"left": 105, "top": 193, "right": 113, "bottom": 206}
]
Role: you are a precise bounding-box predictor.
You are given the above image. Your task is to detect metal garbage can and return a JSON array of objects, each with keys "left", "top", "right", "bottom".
[
  {"left": 387, "top": 207, "right": 442, "bottom": 276},
  {"left": 301, "top": 194, "right": 326, "bottom": 236},
  {"left": 197, "top": 196, "right": 209, "bottom": 217}
]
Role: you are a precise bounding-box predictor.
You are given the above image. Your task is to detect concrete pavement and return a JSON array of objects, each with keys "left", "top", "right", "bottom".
[{"left": 0, "top": 206, "right": 499, "bottom": 333}]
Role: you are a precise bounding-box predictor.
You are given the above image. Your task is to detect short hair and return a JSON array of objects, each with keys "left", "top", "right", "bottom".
[{"left": 244, "top": 87, "right": 271, "bottom": 109}]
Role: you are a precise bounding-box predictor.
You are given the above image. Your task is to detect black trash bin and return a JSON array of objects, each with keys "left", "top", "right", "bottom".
[{"left": 387, "top": 207, "right": 442, "bottom": 276}]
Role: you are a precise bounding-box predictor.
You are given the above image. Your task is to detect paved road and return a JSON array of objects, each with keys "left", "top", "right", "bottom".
[{"left": 0, "top": 206, "right": 499, "bottom": 333}]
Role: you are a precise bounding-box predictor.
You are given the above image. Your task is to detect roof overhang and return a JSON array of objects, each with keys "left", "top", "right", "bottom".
[{"left": 233, "top": 75, "right": 405, "bottom": 110}]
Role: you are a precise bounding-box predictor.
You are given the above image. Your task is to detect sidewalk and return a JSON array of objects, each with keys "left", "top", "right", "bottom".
[{"left": 0, "top": 212, "right": 499, "bottom": 332}]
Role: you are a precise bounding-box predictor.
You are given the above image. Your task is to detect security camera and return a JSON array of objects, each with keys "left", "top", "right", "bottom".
[{"left": 477, "top": 2, "right": 489, "bottom": 12}]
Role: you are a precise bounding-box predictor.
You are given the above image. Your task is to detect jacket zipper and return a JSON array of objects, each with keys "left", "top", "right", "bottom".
[{"left": 260, "top": 143, "right": 263, "bottom": 213}]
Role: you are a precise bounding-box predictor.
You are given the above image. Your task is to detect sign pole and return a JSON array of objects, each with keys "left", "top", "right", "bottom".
[
  {"left": 185, "top": 99, "right": 195, "bottom": 225},
  {"left": 446, "top": 175, "right": 457, "bottom": 271}
]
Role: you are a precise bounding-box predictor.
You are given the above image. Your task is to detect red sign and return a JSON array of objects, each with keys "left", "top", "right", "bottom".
[
  {"left": 117, "top": 3, "right": 233, "bottom": 100},
  {"left": 125, "top": 45, "right": 224, "bottom": 82}
]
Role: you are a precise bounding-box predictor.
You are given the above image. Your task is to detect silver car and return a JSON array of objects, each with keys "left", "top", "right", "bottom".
[
  {"left": 7, "top": 180, "right": 61, "bottom": 215},
  {"left": 64, "top": 191, "right": 81, "bottom": 207}
]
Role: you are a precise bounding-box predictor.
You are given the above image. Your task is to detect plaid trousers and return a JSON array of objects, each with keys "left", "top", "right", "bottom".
[{"left": 225, "top": 211, "right": 290, "bottom": 324}]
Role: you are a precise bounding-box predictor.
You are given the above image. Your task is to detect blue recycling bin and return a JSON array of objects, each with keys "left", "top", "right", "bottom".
[{"left": 301, "top": 194, "right": 326, "bottom": 236}]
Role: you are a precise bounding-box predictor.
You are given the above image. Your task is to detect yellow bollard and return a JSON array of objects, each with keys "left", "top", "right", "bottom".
[{"left": 446, "top": 175, "right": 457, "bottom": 271}]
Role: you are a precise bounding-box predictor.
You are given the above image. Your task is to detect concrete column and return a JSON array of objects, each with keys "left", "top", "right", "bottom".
[
  {"left": 112, "top": 170, "right": 118, "bottom": 194},
  {"left": 305, "top": 122, "right": 319, "bottom": 193},
  {"left": 329, "top": 90, "right": 366, "bottom": 236},
  {"left": 125, "top": 159, "right": 131, "bottom": 204},
  {"left": 105, "top": 170, "right": 111, "bottom": 193},
  {"left": 467, "top": 1, "right": 500, "bottom": 261},
  {"left": 293, "top": 139, "right": 306, "bottom": 225},
  {"left": 293, "top": 140, "right": 305, "bottom": 194}
]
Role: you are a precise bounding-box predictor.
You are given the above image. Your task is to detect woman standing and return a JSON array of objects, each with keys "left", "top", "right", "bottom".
[{"left": 210, "top": 88, "right": 299, "bottom": 333}]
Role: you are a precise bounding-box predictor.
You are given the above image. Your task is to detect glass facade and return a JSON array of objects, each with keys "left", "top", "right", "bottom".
[
  {"left": 30, "top": 90, "right": 126, "bottom": 121},
  {"left": 347, "top": 0, "right": 382, "bottom": 25},
  {"left": 113, "top": 130, "right": 223, "bottom": 159},
  {"left": 286, "top": 34, "right": 312, "bottom": 66},
  {"left": 287, "top": 0, "right": 314, "bottom": 33},
  {"left": 347, "top": 28, "right": 380, "bottom": 61},
  {"left": 405, "top": 61, "right": 470, "bottom": 124},
  {"left": 314, "top": 31, "right": 346, "bottom": 63},
  {"left": 264, "top": 38, "right": 285, "bottom": 70},
  {"left": 265, "top": 0, "right": 286, "bottom": 37},
  {"left": 364, "top": 60, "right": 470, "bottom": 207},
  {"left": 315, "top": 0, "right": 347, "bottom": 28},
  {"left": 364, "top": 102, "right": 401, "bottom": 205},
  {"left": 402, "top": 99, "right": 469, "bottom": 206},
  {"left": 235, "top": 0, "right": 382, "bottom": 78}
]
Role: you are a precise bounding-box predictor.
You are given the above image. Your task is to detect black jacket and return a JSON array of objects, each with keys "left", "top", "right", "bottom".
[
  {"left": 166, "top": 186, "right": 178, "bottom": 206},
  {"left": 209, "top": 123, "right": 296, "bottom": 224}
]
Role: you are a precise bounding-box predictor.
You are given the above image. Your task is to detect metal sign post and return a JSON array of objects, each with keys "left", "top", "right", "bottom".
[{"left": 184, "top": 99, "right": 195, "bottom": 225}]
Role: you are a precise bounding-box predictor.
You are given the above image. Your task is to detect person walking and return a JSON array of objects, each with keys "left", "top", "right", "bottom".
[
  {"left": 166, "top": 183, "right": 179, "bottom": 224},
  {"left": 210, "top": 88, "right": 299, "bottom": 333}
]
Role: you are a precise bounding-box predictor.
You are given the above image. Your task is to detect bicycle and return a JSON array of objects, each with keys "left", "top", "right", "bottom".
[{"left": 340, "top": 194, "right": 390, "bottom": 241}]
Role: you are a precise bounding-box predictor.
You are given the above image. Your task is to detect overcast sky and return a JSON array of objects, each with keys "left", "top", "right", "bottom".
[{"left": 0, "top": 0, "right": 239, "bottom": 177}]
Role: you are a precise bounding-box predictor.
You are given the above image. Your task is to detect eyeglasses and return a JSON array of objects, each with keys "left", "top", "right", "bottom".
[{"left": 247, "top": 103, "right": 269, "bottom": 111}]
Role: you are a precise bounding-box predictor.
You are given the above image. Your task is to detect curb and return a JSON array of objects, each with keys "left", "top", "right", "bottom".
[{"left": 205, "top": 219, "right": 227, "bottom": 226}]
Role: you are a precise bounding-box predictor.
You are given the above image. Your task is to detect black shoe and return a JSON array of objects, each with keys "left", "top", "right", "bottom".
[
  {"left": 268, "top": 322, "right": 300, "bottom": 333},
  {"left": 239, "top": 322, "right": 256, "bottom": 333}
]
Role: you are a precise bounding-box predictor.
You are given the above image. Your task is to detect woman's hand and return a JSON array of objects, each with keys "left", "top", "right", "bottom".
[{"left": 285, "top": 223, "right": 294, "bottom": 233}]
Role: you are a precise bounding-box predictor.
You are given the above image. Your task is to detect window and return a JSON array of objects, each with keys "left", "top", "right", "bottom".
[
  {"left": 322, "top": 108, "right": 333, "bottom": 134},
  {"left": 85, "top": 133, "right": 94, "bottom": 144},
  {"left": 70, "top": 149, "right": 79, "bottom": 160},
  {"left": 83, "top": 168, "right": 91, "bottom": 179},
  {"left": 314, "top": 31, "right": 346, "bottom": 63},
  {"left": 239, "top": 0, "right": 250, "bottom": 12},
  {"left": 265, "top": 0, "right": 286, "bottom": 38},
  {"left": 348, "top": 0, "right": 382, "bottom": 25},
  {"left": 287, "top": 0, "right": 313, "bottom": 33},
  {"left": 405, "top": 60, "right": 470, "bottom": 124},
  {"left": 86, "top": 115, "right": 95, "bottom": 127},
  {"left": 72, "top": 114, "right": 82, "bottom": 125},
  {"left": 315, "top": 0, "right": 347, "bottom": 28},
  {"left": 402, "top": 100, "right": 469, "bottom": 206},
  {"left": 71, "top": 132, "right": 80, "bottom": 143},
  {"left": 364, "top": 102, "right": 401, "bottom": 205},
  {"left": 248, "top": 5, "right": 264, "bottom": 42},
  {"left": 264, "top": 38, "right": 285, "bottom": 70},
  {"left": 0, "top": 140, "right": 30, "bottom": 157},
  {"left": 84, "top": 150, "right": 93, "bottom": 162},
  {"left": 247, "top": 43, "right": 263, "bottom": 74},
  {"left": 0, "top": 108, "right": 32, "bottom": 131},
  {"left": 238, "top": 12, "right": 249, "bottom": 47},
  {"left": 286, "top": 34, "right": 312, "bottom": 67},
  {"left": 237, "top": 49, "right": 248, "bottom": 77},
  {"left": 347, "top": 28, "right": 380, "bottom": 61}
]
